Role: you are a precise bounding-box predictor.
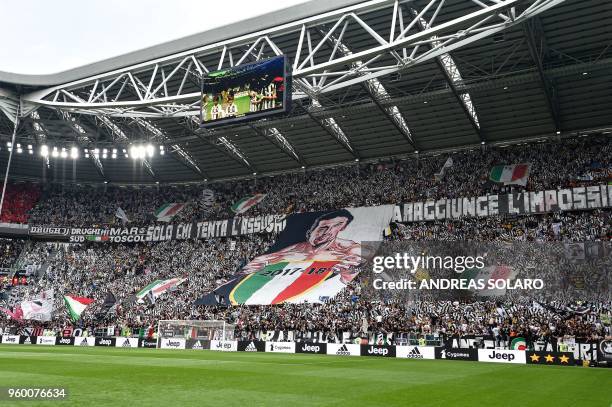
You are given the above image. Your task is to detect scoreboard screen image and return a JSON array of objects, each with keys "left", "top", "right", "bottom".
[{"left": 200, "top": 56, "right": 291, "bottom": 128}]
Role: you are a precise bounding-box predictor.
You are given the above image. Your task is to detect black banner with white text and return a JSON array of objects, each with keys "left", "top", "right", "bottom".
[{"left": 394, "top": 184, "right": 612, "bottom": 222}]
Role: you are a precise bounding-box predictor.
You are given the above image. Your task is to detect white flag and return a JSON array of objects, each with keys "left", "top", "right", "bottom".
[
  {"left": 434, "top": 157, "right": 454, "bottom": 181},
  {"left": 21, "top": 290, "right": 55, "bottom": 322},
  {"left": 115, "top": 207, "right": 130, "bottom": 223}
]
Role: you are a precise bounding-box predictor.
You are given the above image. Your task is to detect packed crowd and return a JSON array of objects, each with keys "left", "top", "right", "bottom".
[
  {"left": 0, "top": 136, "right": 609, "bottom": 345},
  {"left": 391, "top": 210, "right": 611, "bottom": 242},
  {"left": 25, "top": 135, "right": 611, "bottom": 226},
  {"left": 2, "top": 235, "right": 272, "bottom": 325},
  {"left": 0, "top": 183, "right": 40, "bottom": 224},
  {"left": 1, "top": 207, "right": 609, "bottom": 342},
  {"left": 218, "top": 297, "right": 610, "bottom": 344},
  {"left": 0, "top": 238, "right": 25, "bottom": 270}
]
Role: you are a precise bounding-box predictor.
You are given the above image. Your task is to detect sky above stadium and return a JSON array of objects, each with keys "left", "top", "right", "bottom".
[{"left": 0, "top": 0, "right": 309, "bottom": 75}]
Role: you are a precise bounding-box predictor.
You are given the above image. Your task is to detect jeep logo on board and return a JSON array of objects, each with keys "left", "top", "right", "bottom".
[
  {"left": 295, "top": 342, "right": 327, "bottom": 354},
  {"left": 488, "top": 350, "right": 515, "bottom": 362},
  {"left": 368, "top": 347, "right": 388, "bottom": 356},
  {"left": 361, "top": 345, "right": 395, "bottom": 357},
  {"left": 303, "top": 344, "right": 320, "bottom": 352},
  {"left": 478, "top": 349, "right": 525, "bottom": 364},
  {"left": 55, "top": 337, "right": 75, "bottom": 346},
  {"left": 95, "top": 337, "right": 115, "bottom": 347}
]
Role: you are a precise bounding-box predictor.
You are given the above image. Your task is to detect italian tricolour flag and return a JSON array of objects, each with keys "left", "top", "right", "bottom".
[
  {"left": 231, "top": 194, "right": 266, "bottom": 215},
  {"left": 489, "top": 163, "right": 531, "bottom": 186},
  {"left": 64, "top": 295, "right": 94, "bottom": 321},
  {"left": 154, "top": 203, "right": 185, "bottom": 222},
  {"left": 229, "top": 260, "right": 340, "bottom": 305},
  {"left": 86, "top": 235, "right": 109, "bottom": 242},
  {"left": 136, "top": 278, "right": 185, "bottom": 301}
]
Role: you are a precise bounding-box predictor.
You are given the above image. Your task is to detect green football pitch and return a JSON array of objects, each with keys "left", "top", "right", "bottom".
[
  {"left": 202, "top": 95, "right": 251, "bottom": 121},
  {"left": 0, "top": 345, "right": 609, "bottom": 407}
]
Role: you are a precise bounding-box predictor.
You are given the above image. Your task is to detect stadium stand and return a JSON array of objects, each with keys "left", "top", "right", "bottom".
[
  {"left": 0, "top": 0, "right": 610, "bottom": 404},
  {"left": 0, "top": 183, "right": 40, "bottom": 224},
  {"left": 0, "top": 137, "right": 609, "bottom": 347},
  {"left": 24, "top": 136, "right": 611, "bottom": 226},
  {"left": 0, "top": 238, "right": 25, "bottom": 269}
]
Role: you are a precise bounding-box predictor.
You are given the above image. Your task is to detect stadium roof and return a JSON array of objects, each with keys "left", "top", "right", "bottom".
[{"left": 0, "top": 0, "right": 610, "bottom": 185}]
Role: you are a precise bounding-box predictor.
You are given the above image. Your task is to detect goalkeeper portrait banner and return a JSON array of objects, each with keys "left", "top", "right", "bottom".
[{"left": 210, "top": 206, "right": 395, "bottom": 305}]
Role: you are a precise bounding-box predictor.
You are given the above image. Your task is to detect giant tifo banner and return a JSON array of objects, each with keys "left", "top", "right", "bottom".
[
  {"left": 29, "top": 214, "right": 286, "bottom": 243},
  {"left": 207, "top": 206, "right": 394, "bottom": 305},
  {"left": 393, "top": 184, "right": 612, "bottom": 223}
]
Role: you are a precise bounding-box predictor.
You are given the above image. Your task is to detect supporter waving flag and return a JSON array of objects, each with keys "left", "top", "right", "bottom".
[
  {"left": 64, "top": 295, "right": 94, "bottom": 322},
  {"left": 154, "top": 203, "right": 185, "bottom": 222},
  {"left": 14, "top": 289, "right": 55, "bottom": 322},
  {"left": 0, "top": 305, "right": 23, "bottom": 321},
  {"left": 97, "top": 292, "right": 117, "bottom": 317},
  {"left": 136, "top": 278, "right": 186, "bottom": 303},
  {"left": 115, "top": 207, "right": 130, "bottom": 223},
  {"left": 489, "top": 163, "right": 531, "bottom": 186},
  {"left": 231, "top": 194, "right": 266, "bottom": 215}
]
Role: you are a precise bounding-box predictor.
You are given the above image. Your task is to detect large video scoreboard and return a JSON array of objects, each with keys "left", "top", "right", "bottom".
[{"left": 200, "top": 56, "right": 291, "bottom": 128}]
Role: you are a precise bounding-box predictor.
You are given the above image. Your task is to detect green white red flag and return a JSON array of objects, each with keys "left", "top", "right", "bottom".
[
  {"left": 510, "top": 337, "right": 528, "bottom": 350},
  {"left": 228, "top": 260, "right": 341, "bottom": 305},
  {"left": 154, "top": 203, "right": 186, "bottom": 222},
  {"left": 489, "top": 163, "right": 531, "bottom": 186},
  {"left": 136, "top": 277, "right": 186, "bottom": 301},
  {"left": 231, "top": 194, "right": 266, "bottom": 215},
  {"left": 64, "top": 295, "right": 94, "bottom": 321},
  {"left": 86, "top": 235, "right": 109, "bottom": 242}
]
